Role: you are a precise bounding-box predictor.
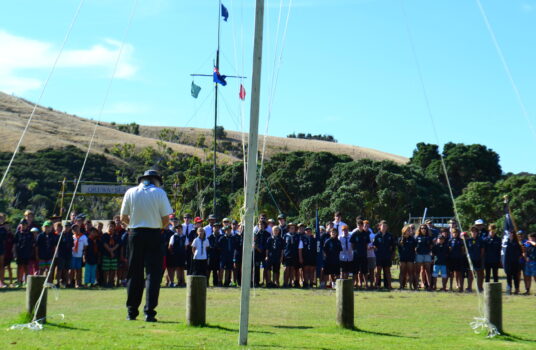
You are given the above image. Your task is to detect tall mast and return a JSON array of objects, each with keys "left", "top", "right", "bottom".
[
  {"left": 213, "top": 0, "right": 222, "bottom": 216},
  {"left": 239, "top": 0, "right": 264, "bottom": 346}
]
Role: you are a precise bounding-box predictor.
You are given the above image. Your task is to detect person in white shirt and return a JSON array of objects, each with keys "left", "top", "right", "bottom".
[
  {"left": 339, "top": 226, "right": 353, "bottom": 279},
  {"left": 204, "top": 214, "right": 216, "bottom": 237},
  {"left": 182, "top": 213, "right": 194, "bottom": 237},
  {"left": 333, "top": 212, "right": 347, "bottom": 238},
  {"left": 120, "top": 170, "right": 173, "bottom": 322},
  {"left": 71, "top": 224, "right": 88, "bottom": 288},
  {"left": 191, "top": 227, "right": 210, "bottom": 276},
  {"left": 364, "top": 220, "right": 376, "bottom": 289}
]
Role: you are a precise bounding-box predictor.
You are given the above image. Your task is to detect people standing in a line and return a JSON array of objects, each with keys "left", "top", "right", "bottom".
[{"left": 121, "top": 170, "right": 173, "bottom": 322}]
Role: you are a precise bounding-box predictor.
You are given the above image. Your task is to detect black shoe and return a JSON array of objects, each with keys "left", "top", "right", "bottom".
[
  {"left": 145, "top": 315, "right": 157, "bottom": 322},
  {"left": 126, "top": 315, "right": 137, "bottom": 321}
]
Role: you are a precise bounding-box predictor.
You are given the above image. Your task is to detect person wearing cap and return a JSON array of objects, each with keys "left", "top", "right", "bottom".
[
  {"left": 186, "top": 217, "right": 203, "bottom": 276},
  {"left": 14, "top": 219, "right": 34, "bottom": 286},
  {"left": 373, "top": 220, "right": 395, "bottom": 290},
  {"left": 56, "top": 222, "right": 74, "bottom": 287},
  {"left": 253, "top": 220, "right": 270, "bottom": 287},
  {"left": 431, "top": 234, "right": 449, "bottom": 291},
  {"left": 204, "top": 214, "right": 217, "bottom": 238},
  {"left": 120, "top": 169, "right": 173, "bottom": 322},
  {"left": 300, "top": 227, "right": 317, "bottom": 288},
  {"left": 208, "top": 222, "right": 223, "bottom": 286},
  {"left": 218, "top": 225, "right": 235, "bottom": 287},
  {"left": 36, "top": 220, "right": 57, "bottom": 277},
  {"left": 474, "top": 219, "right": 488, "bottom": 238},
  {"left": 265, "top": 226, "right": 284, "bottom": 288},
  {"left": 167, "top": 224, "right": 188, "bottom": 288},
  {"left": 283, "top": 223, "right": 302, "bottom": 287},
  {"left": 276, "top": 214, "right": 288, "bottom": 236}
]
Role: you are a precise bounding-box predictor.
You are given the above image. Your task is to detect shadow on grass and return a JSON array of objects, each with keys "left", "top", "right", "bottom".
[
  {"left": 350, "top": 326, "right": 415, "bottom": 338},
  {"left": 201, "top": 324, "right": 273, "bottom": 334},
  {"left": 272, "top": 325, "right": 313, "bottom": 330},
  {"left": 498, "top": 332, "right": 536, "bottom": 343},
  {"left": 254, "top": 345, "right": 330, "bottom": 350},
  {"left": 47, "top": 322, "right": 89, "bottom": 331}
]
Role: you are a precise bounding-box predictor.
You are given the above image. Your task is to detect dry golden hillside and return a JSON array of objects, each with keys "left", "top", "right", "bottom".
[{"left": 0, "top": 91, "right": 407, "bottom": 164}]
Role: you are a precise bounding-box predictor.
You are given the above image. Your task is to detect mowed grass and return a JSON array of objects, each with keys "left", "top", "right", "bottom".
[{"left": 1, "top": 284, "right": 535, "bottom": 350}]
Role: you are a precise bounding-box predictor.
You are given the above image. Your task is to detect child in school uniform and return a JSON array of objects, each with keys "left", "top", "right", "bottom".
[
  {"left": 283, "top": 223, "right": 301, "bottom": 288},
  {"left": 523, "top": 233, "right": 536, "bottom": 295},
  {"left": 101, "top": 221, "right": 119, "bottom": 287},
  {"left": 233, "top": 225, "right": 243, "bottom": 286},
  {"left": 56, "top": 222, "right": 73, "bottom": 287},
  {"left": 254, "top": 220, "right": 270, "bottom": 287},
  {"left": 168, "top": 224, "right": 188, "bottom": 287},
  {"left": 465, "top": 226, "right": 484, "bottom": 292},
  {"left": 84, "top": 227, "right": 100, "bottom": 287},
  {"left": 218, "top": 225, "right": 235, "bottom": 287},
  {"left": 449, "top": 228, "right": 466, "bottom": 292},
  {"left": 265, "top": 226, "right": 284, "bottom": 288},
  {"left": 14, "top": 219, "right": 34, "bottom": 286},
  {"left": 300, "top": 227, "right": 317, "bottom": 288},
  {"left": 208, "top": 222, "right": 223, "bottom": 286},
  {"left": 431, "top": 235, "right": 449, "bottom": 291},
  {"left": 36, "top": 220, "right": 57, "bottom": 278},
  {"left": 191, "top": 227, "right": 210, "bottom": 277},
  {"left": 323, "top": 228, "right": 342, "bottom": 289}
]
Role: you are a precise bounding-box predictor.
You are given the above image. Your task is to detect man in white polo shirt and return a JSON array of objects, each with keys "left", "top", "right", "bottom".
[{"left": 121, "top": 169, "right": 173, "bottom": 322}]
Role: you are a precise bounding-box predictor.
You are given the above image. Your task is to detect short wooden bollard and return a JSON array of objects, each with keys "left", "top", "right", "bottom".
[
  {"left": 484, "top": 282, "right": 502, "bottom": 333},
  {"left": 186, "top": 275, "right": 207, "bottom": 326},
  {"left": 336, "top": 279, "right": 354, "bottom": 329},
  {"left": 26, "top": 275, "right": 47, "bottom": 322}
]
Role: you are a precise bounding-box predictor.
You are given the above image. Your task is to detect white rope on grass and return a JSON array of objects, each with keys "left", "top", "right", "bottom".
[
  {"left": 0, "top": 0, "right": 86, "bottom": 191},
  {"left": 11, "top": 0, "right": 140, "bottom": 330},
  {"left": 399, "top": 0, "right": 499, "bottom": 337},
  {"left": 475, "top": 0, "right": 536, "bottom": 143}
]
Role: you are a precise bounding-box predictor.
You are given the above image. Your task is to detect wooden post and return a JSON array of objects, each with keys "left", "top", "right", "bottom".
[
  {"left": 484, "top": 282, "right": 502, "bottom": 333},
  {"left": 336, "top": 279, "right": 354, "bottom": 329},
  {"left": 186, "top": 275, "right": 207, "bottom": 326},
  {"left": 27, "top": 275, "right": 47, "bottom": 323}
]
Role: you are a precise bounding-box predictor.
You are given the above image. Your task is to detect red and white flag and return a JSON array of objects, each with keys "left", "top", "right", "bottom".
[{"left": 239, "top": 84, "right": 246, "bottom": 101}]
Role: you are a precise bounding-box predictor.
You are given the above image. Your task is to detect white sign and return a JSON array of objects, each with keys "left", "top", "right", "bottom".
[{"left": 81, "top": 184, "right": 132, "bottom": 195}]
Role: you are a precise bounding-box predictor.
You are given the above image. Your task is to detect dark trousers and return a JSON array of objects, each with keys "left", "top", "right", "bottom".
[
  {"left": 484, "top": 262, "right": 499, "bottom": 283},
  {"left": 505, "top": 262, "right": 521, "bottom": 291},
  {"left": 126, "top": 228, "right": 163, "bottom": 318}
]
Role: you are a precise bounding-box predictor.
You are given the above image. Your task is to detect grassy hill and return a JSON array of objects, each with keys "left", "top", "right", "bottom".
[{"left": 0, "top": 91, "right": 407, "bottom": 164}]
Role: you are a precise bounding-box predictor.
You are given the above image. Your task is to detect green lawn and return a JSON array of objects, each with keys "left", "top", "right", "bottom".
[{"left": 1, "top": 285, "right": 535, "bottom": 349}]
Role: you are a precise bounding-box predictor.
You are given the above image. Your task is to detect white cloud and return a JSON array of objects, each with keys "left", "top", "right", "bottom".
[
  {"left": 522, "top": 3, "right": 535, "bottom": 12},
  {"left": 0, "top": 30, "right": 138, "bottom": 94}
]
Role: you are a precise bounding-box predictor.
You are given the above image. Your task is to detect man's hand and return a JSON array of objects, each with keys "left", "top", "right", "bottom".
[{"left": 161, "top": 215, "right": 169, "bottom": 229}]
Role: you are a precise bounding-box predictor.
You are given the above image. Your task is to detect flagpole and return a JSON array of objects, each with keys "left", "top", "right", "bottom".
[
  {"left": 239, "top": 0, "right": 264, "bottom": 346},
  {"left": 213, "top": 0, "right": 222, "bottom": 216}
]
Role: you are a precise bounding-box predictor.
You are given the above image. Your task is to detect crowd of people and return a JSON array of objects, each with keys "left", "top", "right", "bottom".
[{"left": 0, "top": 210, "right": 535, "bottom": 295}]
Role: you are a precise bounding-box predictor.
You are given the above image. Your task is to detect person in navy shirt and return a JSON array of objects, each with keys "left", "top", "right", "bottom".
[
  {"left": 465, "top": 226, "right": 484, "bottom": 292},
  {"left": 233, "top": 224, "right": 243, "bottom": 286},
  {"left": 483, "top": 224, "right": 501, "bottom": 283},
  {"left": 208, "top": 222, "right": 223, "bottom": 286},
  {"left": 253, "top": 220, "right": 270, "bottom": 287},
  {"left": 0, "top": 213, "right": 9, "bottom": 288},
  {"left": 36, "top": 220, "right": 57, "bottom": 277},
  {"left": 373, "top": 220, "right": 395, "bottom": 289},
  {"left": 503, "top": 231, "right": 522, "bottom": 294},
  {"left": 398, "top": 225, "right": 417, "bottom": 290},
  {"left": 431, "top": 235, "right": 449, "bottom": 291},
  {"left": 218, "top": 225, "right": 235, "bottom": 287},
  {"left": 300, "top": 227, "right": 317, "bottom": 288},
  {"left": 168, "top": 224, "right": 188, "bottom": 287},
  {"left": 84, "top": 227, "right": 100, "bottom": 287},
  {"left": 350, "top": 220, "right": 370, "bottom": 289},
  {"left": 283, "top": 223, "right": 302, "bottom": 288},
  {"left": 56, "top": 222, "right": 74, "bottom": 287},
  {"left": 265, "top": 226, "right": 284, "bottom": 288},
  {"left": 323, "top": 228, "right": 342, "bottom": 288},
  {"left": 14, "top": 219, "right": 34, "bottom": 285},
  {"left": 523, "top": 233, "right": 536, "bottom": 295},
  {"left": 415, "top": 224, "right": 433, "bottom": 290},
  {"left": 449, "top": 228, "right": 465, "bottom": 292}
]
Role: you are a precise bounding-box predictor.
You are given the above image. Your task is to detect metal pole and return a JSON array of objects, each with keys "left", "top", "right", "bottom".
[
  {"left": 59, "top": 177, "right": 66, "bottom": 218},
  {"left": 239, "top": 0, "right": 264, "bottom": 345},
  {"left": 213, "top": 0, "right": 222, "bottom": 216}
]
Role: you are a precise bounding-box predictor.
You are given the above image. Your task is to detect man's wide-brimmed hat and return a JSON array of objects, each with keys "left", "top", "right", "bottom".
[{"left": 137, "top": 169, "right": 163, "bottom": 184}]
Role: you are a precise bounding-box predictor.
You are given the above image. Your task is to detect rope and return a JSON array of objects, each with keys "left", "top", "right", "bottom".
[
  {"left": 0, "top": 0, "right": 86, "bottom": 191},
  {"left": 399, "top": 0, "right": 498, "bottom": 337},
  {"left": 17, "top": 0, "right": 140, "bottom": 327},
  {"left": 475, "top": 0, "right": 536, "bottom": 142}
]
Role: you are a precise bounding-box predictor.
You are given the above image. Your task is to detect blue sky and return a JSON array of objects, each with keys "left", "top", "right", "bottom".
[{"left": 1, "top": 0, "right": 536, "bottom": 174}]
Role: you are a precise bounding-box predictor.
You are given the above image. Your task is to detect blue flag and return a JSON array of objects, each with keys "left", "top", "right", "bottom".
[
  {"left": 213, "top": 67, "right": 227, "bottom": 86},
  {"left": 221, "top": 4, "right": 229, "bottom": 22}
]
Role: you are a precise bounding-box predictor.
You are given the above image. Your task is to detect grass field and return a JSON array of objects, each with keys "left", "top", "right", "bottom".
[{"left": 1, "top": 284, "right": 535, "bottom": 350}]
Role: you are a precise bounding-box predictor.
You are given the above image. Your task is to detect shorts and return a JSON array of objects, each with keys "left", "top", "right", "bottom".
[
  {"left": 376, "top": 257, "right": 392, "bottom": 268},
  {"left": 450, "top": 259, "right": 466, "bottom": 272},
  {"left": 416, "top": 254, "right": 432, "bottom": 263},
  {"left": 303, "top": 256, "right": 316, "bottom": 267},
  {"left": 324, "top": 261, "right": 340, "bottom": 275},
  {"left": 283, "top": 256, "right": 296, "bottom": 268},
  {"left": 56, "top": 257, "right": 71, "bottom": 270},
  {"left": 266, "top": 261, "right": 281, "bottom": 274},
  {"left": 432, "top": 264, "right": 447, "bottom": 277},
  {"left": 367, "top": 257, "right": 376, "bottom": 270},
  {"left": 39, "top": 260, "right": 52, "bottom": 268},
  {"left": 167, "top": 254, "right": 186, "bottom": 268},
  {"left": 354, "top": 257, "right": 367, "bottom": 274},
  {"left": 71, "top": 257, "right": 83, "bottom": 270},
  {"left": 102, "top": 256, "right": 117, "bottom": 271},
  {"left": 469, "top": 260, "right": 482, "bottom": 270},
  {"left": 525, "top": 261, "right": 536, "bottom": 277},
  {"left": 340, "top": 260, "right": 354, "bottom": 273},
  {"left": 220, "top": 258, "right": 234, "bottom": 270}
]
